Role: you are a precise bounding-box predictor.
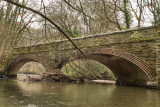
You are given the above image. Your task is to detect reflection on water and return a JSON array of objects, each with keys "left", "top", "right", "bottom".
[{"left": 0, "top": 79, "right": 160, "bottom": 107}]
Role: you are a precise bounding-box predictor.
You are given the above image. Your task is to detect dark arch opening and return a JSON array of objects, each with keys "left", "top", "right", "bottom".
[
  {"left": 61, "top": 59, "right": 116, "bottom": 81},
  {"left": 8, "top": 59, "right": 36, "bottom": 75},
  {"left": 7, "top": 56, "right": 47, "bottom": 78},
  {"left": 18, "top": 62, "right": 46, "bottom": 74}
]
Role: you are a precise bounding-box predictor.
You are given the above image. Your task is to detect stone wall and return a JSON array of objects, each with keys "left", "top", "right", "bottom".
[
  {"left": 156, "top": 39, "right": 160, "bottom": 83},
  {"left": 12, "top": 26, "right": 158, "bottom": 53},
  {"left": 12, "top": 26, "right": 158, "bottom": 70}
]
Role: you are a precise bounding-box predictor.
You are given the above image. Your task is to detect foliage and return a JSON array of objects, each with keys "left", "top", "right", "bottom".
[
  {"left": 66, "top": 29, "right": 81, "bottom": 38},
  {"left": 129, "top": 31, "right": 141, "bottom": 41},
  {"left": 61, "top": 60, "right": 116, "bottom": 80},
  {"left": 18, "top": 62, "right": 46, "bottom": 74},
  {"left": 0, "top": 8, "right": 5, "bottom": 20}
]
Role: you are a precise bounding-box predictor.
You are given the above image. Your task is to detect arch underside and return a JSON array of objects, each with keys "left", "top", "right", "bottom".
[
  {"left": 8, "top": 59, "right": 37, "bottom": 75},
  {"left": 7, "top": 55, "right": 48, "bottom": 75},
  {"left": 69, "top": 48, "right": 157, "bottom": 84}
]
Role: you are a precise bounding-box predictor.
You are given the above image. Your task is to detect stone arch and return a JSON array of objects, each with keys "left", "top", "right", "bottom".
[
  {"left": 8, "top": 55, "right": 49, "bottom": 75},
  {"left": 64, "top": 48, "right": 157, "bottom": 85}
]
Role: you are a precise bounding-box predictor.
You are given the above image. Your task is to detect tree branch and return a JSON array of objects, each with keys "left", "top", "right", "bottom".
[{"left": 3, "top": 0, "right": 86, "bottom": 57}]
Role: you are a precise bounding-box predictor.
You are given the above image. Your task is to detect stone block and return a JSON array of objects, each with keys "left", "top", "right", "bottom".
[{"left": 156, "top": 68, "right": 160, "bottom": 72}]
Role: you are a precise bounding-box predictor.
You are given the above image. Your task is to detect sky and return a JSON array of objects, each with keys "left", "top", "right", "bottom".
[{"left": 0, "top": 0, "right": 157, "bottom": 29}]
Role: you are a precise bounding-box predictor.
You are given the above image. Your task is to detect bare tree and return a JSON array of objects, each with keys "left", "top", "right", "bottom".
[
  {"left": 0, "top": 0, "right": 38, "bottom": 73},
  {"left": 146, "top": 0, "right": 160, "bottom": 25}
]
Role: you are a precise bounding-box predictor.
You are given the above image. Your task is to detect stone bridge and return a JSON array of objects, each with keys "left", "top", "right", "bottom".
[{"left": 4, "top": 26, "right": 160, "bottom": 85}]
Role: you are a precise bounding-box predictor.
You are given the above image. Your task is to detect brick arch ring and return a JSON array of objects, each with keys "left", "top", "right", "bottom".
[
  {"left": 64, "top": 48, "right": 157, "bottom": 83},
  {"left": 7, "top": 55, "right": 49, "bottom": 74}
]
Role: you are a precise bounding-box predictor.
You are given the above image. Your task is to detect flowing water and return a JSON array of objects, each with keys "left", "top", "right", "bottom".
[{"left": 0, "top": 79, "right": 160, "bottom": 107}]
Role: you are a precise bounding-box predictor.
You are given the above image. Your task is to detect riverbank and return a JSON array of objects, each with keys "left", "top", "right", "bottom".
[
  {"left": 0, "top": 74, "right": 8, "bottom": 80},
  {"left": 17, "top": 73, "right": 84, "bottom": 82},
  {"left": 16, "top": 73, "right": 116, "bottom": 84},
  {"left": 10, "top": 73, "right": 160, "bottom": 90},
  {"left": 91, "top": 80, "right": 116, "bottom": 84}
]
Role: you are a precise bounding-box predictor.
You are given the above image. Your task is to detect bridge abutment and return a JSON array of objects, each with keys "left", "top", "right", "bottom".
[{"left": 156, "top": 39, "right": 160, "bottom": 86}]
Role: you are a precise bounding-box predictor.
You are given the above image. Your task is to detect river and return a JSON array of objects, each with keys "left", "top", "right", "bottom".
[{"left": 0, "top": 79, "right": 160, "bottom": 107}]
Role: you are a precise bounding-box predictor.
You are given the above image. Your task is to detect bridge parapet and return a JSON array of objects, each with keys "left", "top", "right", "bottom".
[{"left": 12, "top": 26, "right": 158, "bottom": 55}]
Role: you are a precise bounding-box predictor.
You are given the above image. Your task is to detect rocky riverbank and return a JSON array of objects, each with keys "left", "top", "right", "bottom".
[
  {"left": 16, "top": 73, "right": 160, "bottom": 90},
  {"left": 0, "top": 74, "right": 8, "bottom": 80},
  {"left": 17, "top": 72, "right": 116, "bottom": 84},
  {"left": 17, "top": 72, "right": 84, "bottom": 82}
]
